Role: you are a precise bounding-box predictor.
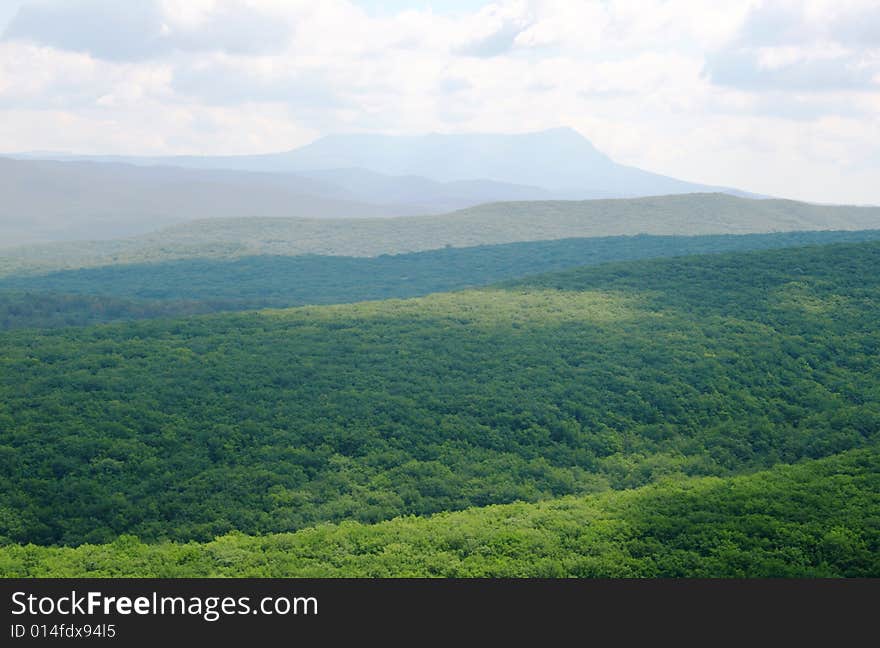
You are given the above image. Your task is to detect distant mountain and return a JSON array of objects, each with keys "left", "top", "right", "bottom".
[
  {"left": 4, "top": 193, "right": 878, "bottom": 276},
  {"left": 0, "top": 157, "right": 428, "bottom": 247},
  {"left": 10, "top": 128, "right": 762, "bottom": 200},
  {"left": 2, "top": 153, "right": 590, "bottom": 247},
  {"left": 272, "top": 128, "right": 754, "bottom": 197},
  {"left": 296, "top": 168, "right": 553, "bottom": 212}
]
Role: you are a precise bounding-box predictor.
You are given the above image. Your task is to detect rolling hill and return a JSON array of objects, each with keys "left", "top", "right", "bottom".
[
  {"left": 3, "top": 193, "right": 879, "bottom": 277},
  {"left": 0, "top": 157, "right": 427, "bottom": 248},
  {"left": 1, "top": 241, "right": 878, "bottom": 547},
  {"left": 3, "top": 229, "right": 880, "bottom": 330},
  {"left": 3, "top": 447, "right": 877, "bottom": 577}
]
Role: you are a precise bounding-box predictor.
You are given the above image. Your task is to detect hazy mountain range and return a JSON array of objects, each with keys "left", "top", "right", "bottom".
[
  {"left": 3, "top": 128, "right": 772, "bottom": 247},
  {"left": 29, "top": 127, "right": 751, "bottom": 194},
  {"left": 0, "top": 158, "right": 429, "bottom": 247}
]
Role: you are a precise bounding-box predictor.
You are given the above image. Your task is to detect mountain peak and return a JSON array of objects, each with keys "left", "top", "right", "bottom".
[
  {"left": 7, "top": 127, "right": 755, "bottom": 200},
  {"left": 533, "top": 126, "right": 585, "bottom": 137},
  {"left": 283, "top": 128, "right": 617, "bottom": 188}
]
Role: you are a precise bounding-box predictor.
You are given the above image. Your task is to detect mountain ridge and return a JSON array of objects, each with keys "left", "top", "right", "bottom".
[
  {"left": 0, "top": 156, "right": 433, "bottom": 247},
  {"left": 7, "top": 127, "right": 763, "bottom": 201}
]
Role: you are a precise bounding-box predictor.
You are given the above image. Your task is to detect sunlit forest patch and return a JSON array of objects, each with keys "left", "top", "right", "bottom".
[{"left": 0, "top": 242, "right": 877, "bottom": 549}]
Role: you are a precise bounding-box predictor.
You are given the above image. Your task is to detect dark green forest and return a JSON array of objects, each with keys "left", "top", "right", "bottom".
[
  {"left": 2, "top": 229, "right": 879, "bottom": 330},
  {"left": 1, "top": 241, "right": 878, "bottom": 559},
  {"left": 0, "top": 292, "right": 221, "bottom": 331}
]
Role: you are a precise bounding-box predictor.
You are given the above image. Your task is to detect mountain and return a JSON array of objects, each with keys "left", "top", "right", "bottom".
[
  {"left": 0, "top": 155, "right": 580, "bottom": 248},
  {"left": 0, "top": 157, "right": 428, "bottom": 247},
  {"left": 3, "top": 193, "right": 879, "bottom": 276},
  {"left": 10, "top": 128, "right": 762, "bottom": 200},
  {"left": 2, "top": 130, "right": 776, "bottom": 248},
  {"left": 268, "top": 128, "right": 755, "bottom": 197},
  {"left": 296, "top": 167, "right": 554, "bottom": 212}
]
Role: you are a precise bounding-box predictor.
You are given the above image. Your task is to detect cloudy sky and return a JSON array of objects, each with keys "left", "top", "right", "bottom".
[{"left": 0, "top": 0, "right": 878, "bottom": 203}]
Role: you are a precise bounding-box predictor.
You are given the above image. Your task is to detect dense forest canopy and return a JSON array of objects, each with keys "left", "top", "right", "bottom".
[
  {"left": 2, "top": 448, "right": 877, "bottom": 577},
  {"left": 1, "top": 241, "right": 878, "bottom": 550},
  {"left": 4, "top": 0, "right": 879, "bottom": 586},
  {"left": 2, "top": 229, "right": 880, "bottom": 330}
]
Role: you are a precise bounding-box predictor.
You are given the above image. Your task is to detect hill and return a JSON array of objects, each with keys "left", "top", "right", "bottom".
[
  {"left": 8, "top": 126, "right": 762, "bottom": 244},
  {"left": 3, "top": 229, "right": 880, "bottom": 330},
  {"left": 2, "top": 447, "right": 877, "bottom": 577},
  {"left": 3, "top": 193, "right": 880, "bottom": 277},
  {"left": 0, "top": 157, "right": 427, "bottom": 248},
  {"left": 0, "top": 241, "right": 878, "bottom": 546}
]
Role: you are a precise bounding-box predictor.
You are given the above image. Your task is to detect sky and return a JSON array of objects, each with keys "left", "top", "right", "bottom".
[{"left": 0, "top": 0, "right": 878, "bottom": 204}]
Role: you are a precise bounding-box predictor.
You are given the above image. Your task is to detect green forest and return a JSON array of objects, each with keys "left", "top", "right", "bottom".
[
  {"left": 2, "top": 448, "right": 877, "bottom": 577},
  {"left": 1, "top": 240, "right": 878, "bottom": 576},
  {"left": 2, "top": 229, "right": 879, "bottom": 330}
]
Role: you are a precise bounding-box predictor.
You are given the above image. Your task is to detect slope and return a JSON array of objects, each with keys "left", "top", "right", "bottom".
[
  {"left": 0, "top": 157, "right": 425, "bottom": 248},
  {"left": 3, "top": 229, "right": 880, "bottom": 330},
  {"left": 0, "top": 241, "right": 878, "bottom": 545},
  {"left": 4, "top": 193, "right": 880, "bottom": 277},
  {"left": 2, "top": 448, "right": 877, "bottom": 577}
]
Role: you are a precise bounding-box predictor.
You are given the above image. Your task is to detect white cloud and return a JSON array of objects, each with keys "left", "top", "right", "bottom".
[
  {"left": 0, "top": 0, "right": 878, "bottom": 203},
  {"left": 1, "top": 0, "right": 295, "bottom": 59},
  {"left": 454, "top": 1, "right": 534, "bottom": 57},
  {"left": 705, "top": 0, "right": 880, "bottom": 91}
]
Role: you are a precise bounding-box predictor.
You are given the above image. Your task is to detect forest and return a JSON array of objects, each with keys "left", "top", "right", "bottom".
[
  {"left": 5, "top": 0, "right": 880, "bottom": 589},
  {"left": 2, "top": 448, "right": 876, "bottom": 577},
  {"left": 4, "top": 192, "right": 880, "bottom": 278},
  {"left": 0, "top": 241, "right": 878, "bottom": 567},
  {"left": 2, "top": 228, "right": 879, "bottom": 330}
]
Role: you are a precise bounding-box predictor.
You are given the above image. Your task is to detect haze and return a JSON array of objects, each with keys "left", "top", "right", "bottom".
[{"left": 1, "top": 0, "right": 879, "bottom": 205}]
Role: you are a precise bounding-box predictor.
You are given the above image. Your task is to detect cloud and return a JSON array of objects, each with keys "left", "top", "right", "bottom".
[
  {"left": 1, "top": 0, "right": 293, "bottom": 60},
  {"left": 3, "top": 0, "right": 167, "bottom": 60},
  {"left": 705, "top": 1, "right": 880, "bottom": 92},
  {"left": 454, "top": 1, "right": 534, "bottom": 57},
  {"left": 0, "top": 40, "right": 173, "bottom": 109},
  {"left": 0, "top": 0, "right": 878, "bottom": 203},
  {"left": 707, "top": 47, "right": 879, "bottom": 91},
  {"left": 438, "top": 77, "right": 472, "bottom": 93},
  {"left": 829, "top": 6, "right": 880, "bottom": 47},
  {"left": 171, "top": 57, "right": 351, "bottom": 109}
]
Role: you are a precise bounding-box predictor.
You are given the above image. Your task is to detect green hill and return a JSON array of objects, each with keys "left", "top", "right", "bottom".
[
  {"left": 3, "top": 229, "right": 880, "bottom": 330},
  {"left": 1, "top": 241, "right": 878, "bottom": 547},
  {"left": 2, "top": 448, "right": 876, "bottom": 577},
  {"left": 3, "top": 193, "right": 879, "bottom": 277}
]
